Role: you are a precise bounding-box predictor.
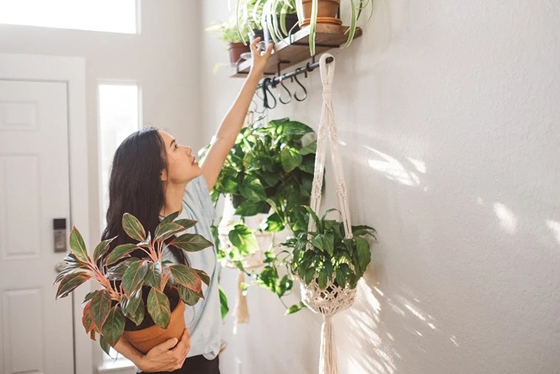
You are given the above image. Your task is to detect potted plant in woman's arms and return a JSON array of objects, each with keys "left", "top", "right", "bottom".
[{"left": 54, "top": 212, "right": 213, "bottom": 355}]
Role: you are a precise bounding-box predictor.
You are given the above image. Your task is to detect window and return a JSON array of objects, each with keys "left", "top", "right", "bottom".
[
  {"left": 0, "top": 0, "right": 139, "bottom": 34},
  {"left": 98, "top": 83, "right": 141, "bottom": 231}
]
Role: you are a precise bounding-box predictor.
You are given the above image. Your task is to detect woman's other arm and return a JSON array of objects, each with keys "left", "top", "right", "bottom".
[
  {"left": 112, "top": 328, "right": 191, "bottom": 372},
  {"left": 201, "top": 38, "right": 273, "bottom": 190}
]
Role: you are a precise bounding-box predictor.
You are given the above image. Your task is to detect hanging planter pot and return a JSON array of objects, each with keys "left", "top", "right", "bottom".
[{"left": 291, "top": 54, "right": 376, "bottom": 374}]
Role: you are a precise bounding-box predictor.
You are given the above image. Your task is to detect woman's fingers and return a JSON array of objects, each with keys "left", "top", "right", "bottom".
[{"left": 152, "top": 337, "right": 178, "bottom": 352}]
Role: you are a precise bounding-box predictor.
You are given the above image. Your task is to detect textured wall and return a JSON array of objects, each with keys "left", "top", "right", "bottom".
[{"left": 201, "top": 0, "right": 560, "bottom": 373}]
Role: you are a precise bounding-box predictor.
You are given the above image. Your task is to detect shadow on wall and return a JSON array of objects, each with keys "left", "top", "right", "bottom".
[{"left": 331, "top": 128, "right": 560, "bottom": 373}]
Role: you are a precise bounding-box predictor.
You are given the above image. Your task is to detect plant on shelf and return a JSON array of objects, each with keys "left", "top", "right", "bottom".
[
  {"left": 206, "top": 17, "right": 251, "bottom": 65},
  {"left": 235, "top": 0, "right": 265, "bottom": 44},
  {"left": 54, "top": 212, "right": 213, "bottom": 355},
  {"left": 236, "top": 0, "right": 302, "bottom": 45},
  {"left": 256, "top": 207, "right": 376, "bottom": 314},
  {"left": 301, "top": 0, "right": 374, "bottom": 55}
]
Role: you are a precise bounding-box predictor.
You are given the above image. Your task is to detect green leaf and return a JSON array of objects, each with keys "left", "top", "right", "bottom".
[
  {"left": 69, "top": 227, "right": 89, "bottom": 263},
  {"left": 102, "top": 307, "right": 125, "bottom": 346},
  {"left": 178, "top": 285, "right": 201, "bottom": 306},
  {"left": 336, "top": 267, "right": 347, "bottom": 288},
  {"left": 170, "top": 264, "right": 202, "bottom": 293},
  {"left": 105, "top": 244, "right": 137, "bottom": 266},
  {"left": 234, "top": 200, "right": 268, "bottom": 216},
  {"left": 147, "top": 288, "right": 171, "bottom": 329},
  {"left": 323, "top": 233, "right": 334, "bottom": 256},
  {"left": 56, "top": 271, "right": 91, "bottom": 299},
  {"left": 194, "top": 269, "right": 210, "bottom": 286},
  {"left": 122, "top": 213, "right": 146, "bottom": 241},
  {"left": 304, "top": 266, "right": 315, "bottom": 285},
  {"left": 144, "top": 261, "right": 162, "bottom": 288},
  {"left": 239, "top": 176, "right": 267, "bottom": 202},
  {"left": 122, "top": 288, "right": 145, "bottom": 326},
  {"left": 219, "top": 286, "right": 229, "bottom": 320},
  {"left": 228, "top": 224, "right": 259, "bottom": 256},
  {"left": 312, "top": 234, "right": 325, "bottom": 251},
  {"left": 354, "top": 237, "right": 371, "bottom": 275},
  {"left": 263, "top": 213, "right": 285, "bottom": 232},
  {"left": 93, "top": 236, "right": 116, "bottom": 262},
  {"left": 155, "top": 222, "right": 184, "bottom": 241},
  {"left": 318, "top": 271, "right": 328, "bottom": 290},
  {"left": 90, "top": 290, "right": 112, "bottom": 329},
  {"left": 122, "top": 260, "right": 148, "bottom": 296},
  {"left": 285, "top": 302, "right": 305, "bottom": 315},
  {"left": 171, "top": 233, "right": 213, "bottom": 252},
  {"left": 99, "top": 336, "right": 112, "bottom": 357},
  {"left": 280, "top": 146, "right": 303, "bottom": 172},
  {"left": 299, "top": 140, "right": 317, "bottom": 156}
]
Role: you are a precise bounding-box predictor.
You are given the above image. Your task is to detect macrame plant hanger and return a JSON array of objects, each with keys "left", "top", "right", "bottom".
[{"left": 301, "top": 53, "right": 357, "bottom": 374}]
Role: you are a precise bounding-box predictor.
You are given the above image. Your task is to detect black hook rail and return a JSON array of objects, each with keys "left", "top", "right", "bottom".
[{"left": 257, "top": 56, "right": 334, "bottom": 90}]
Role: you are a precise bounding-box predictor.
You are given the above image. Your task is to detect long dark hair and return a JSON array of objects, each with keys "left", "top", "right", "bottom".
[{"left": 101, "top": 126, "right": 187, "bottom": 265}]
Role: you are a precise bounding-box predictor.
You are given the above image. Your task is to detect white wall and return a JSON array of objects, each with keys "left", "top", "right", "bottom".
[{"left": 201, "top": 1, "right": 560, "bottom": 373}]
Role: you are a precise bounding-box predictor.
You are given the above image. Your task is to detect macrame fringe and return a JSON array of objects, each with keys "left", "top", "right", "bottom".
[
  {"left": 319, "top": 315, "right": 338, "bottom": 374},
  {"left": 233, "top": 271, "right": 249, "bottom": 334}
]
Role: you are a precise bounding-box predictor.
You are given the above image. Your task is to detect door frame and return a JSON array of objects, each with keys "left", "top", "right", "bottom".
[{"left": 0, "top": 53, "right": 91, "bottom": 374}]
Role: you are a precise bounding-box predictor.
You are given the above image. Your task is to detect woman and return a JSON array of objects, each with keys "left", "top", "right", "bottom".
[{"left": 102, "top": 38, "right": 273, "bottom": 373}]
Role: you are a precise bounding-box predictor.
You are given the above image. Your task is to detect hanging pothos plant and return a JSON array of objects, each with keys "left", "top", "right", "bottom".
[
  {"left": 202, "top": 117, "right": 317, "bottom": 265},
  {"left": 200, "top": 117, "right": 317, "bottom": 318},
  {"left": 255, "top": 207, "right": 376, "bottom": 314}
]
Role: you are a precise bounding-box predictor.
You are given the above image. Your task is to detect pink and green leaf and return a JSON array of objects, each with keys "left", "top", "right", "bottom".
[
  {"left": 56, "top": 271, "right": 91, "bottom": 299},
  {"left": 169, "top": 264, "right": 202, "bottom": 293},
  {"left": 122, "top": 213, "right": 146, "bottom": 241},
  {"left": 90, "top": 290, "right": 112, "bottom": 329},
  {"left": 170, "top": 234, "right": 213, "bottom": 252},
  {"left": 105, "top": 244, "right": 138, "bottom": 266},
  {"left": 147, "top": 288, "right": 171, "bottom": 329},
  {"left": 102, "top": 306, "right": 125, "bottom": 346},
  {"left": 122, "top": 259, "right": 148, "bottom": 296},
  {"left": 93, "top": 236, "right": 117, "bottom": 262},
  {"left": 69, "top": 227, "right": 90, "bottom": 263}
]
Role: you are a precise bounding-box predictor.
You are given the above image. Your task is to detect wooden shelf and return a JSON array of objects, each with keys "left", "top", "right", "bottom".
[{"left": 231, "top": 24, "right": 362, "bottom": 77}]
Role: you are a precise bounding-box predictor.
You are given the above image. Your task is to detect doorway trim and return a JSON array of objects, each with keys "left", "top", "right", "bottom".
[{"left": 0, "top": 53, "right": 90, "bottom": 374}]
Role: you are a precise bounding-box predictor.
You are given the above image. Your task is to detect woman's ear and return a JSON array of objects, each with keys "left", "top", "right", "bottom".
[{"left": 160, "top": 170, "right": 168, "bottom": 182}]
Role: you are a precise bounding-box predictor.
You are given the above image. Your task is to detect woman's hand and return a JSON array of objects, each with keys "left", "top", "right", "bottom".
[
  {"left": 137, "top": 328, "right": 191, "bottom": 373},
  {"left": 248, "top": 37, "right": 274, "bottom": 80}
]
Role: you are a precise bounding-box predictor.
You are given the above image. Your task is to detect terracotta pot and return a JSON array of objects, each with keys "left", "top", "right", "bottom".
[
  {"left": 301, "top": 0, "right": 340, "bottom": 24},
  {"left": 122, "top": 300, "right": 186, "bottom": 354},
  {"left": 228, "top": 42, "right": 250, "bottom": 65}
]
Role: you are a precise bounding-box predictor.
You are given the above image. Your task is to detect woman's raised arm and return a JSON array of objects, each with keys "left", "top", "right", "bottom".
[{"left": 201, "top": 38, "right": 273, "bottom": 190}]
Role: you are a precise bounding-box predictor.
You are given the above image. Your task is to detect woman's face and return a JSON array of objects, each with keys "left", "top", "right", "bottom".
[{"left": 158, "top": 130, "right": 201, "bottom": 184}]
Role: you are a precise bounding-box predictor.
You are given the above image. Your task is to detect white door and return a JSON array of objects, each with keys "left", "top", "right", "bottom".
[{"left": 0, "top": 79, "right": 74, "bottom": 373}]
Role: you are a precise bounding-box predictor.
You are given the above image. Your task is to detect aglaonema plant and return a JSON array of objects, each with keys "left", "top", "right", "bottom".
[{"left": 54, "top": 212, "right": 213, "bottom": 355}]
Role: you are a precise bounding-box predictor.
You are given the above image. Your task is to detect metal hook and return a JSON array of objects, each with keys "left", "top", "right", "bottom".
[
  {"left": 292, "top": 68, "right": 308, "bottom": 102},
  {"left": 262, "top": 78, "right": 277, "bottom": 109},
  {"left": 278, "top": 77, "right": 292, "bottom": 105},
  {"left": 254, "top": 89, "right": 267, "bottom": 115}
]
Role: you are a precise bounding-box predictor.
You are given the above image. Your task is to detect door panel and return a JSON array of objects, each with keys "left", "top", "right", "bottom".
[{"left": 0, "top": 80, "right": 74, "bottom": 374}]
